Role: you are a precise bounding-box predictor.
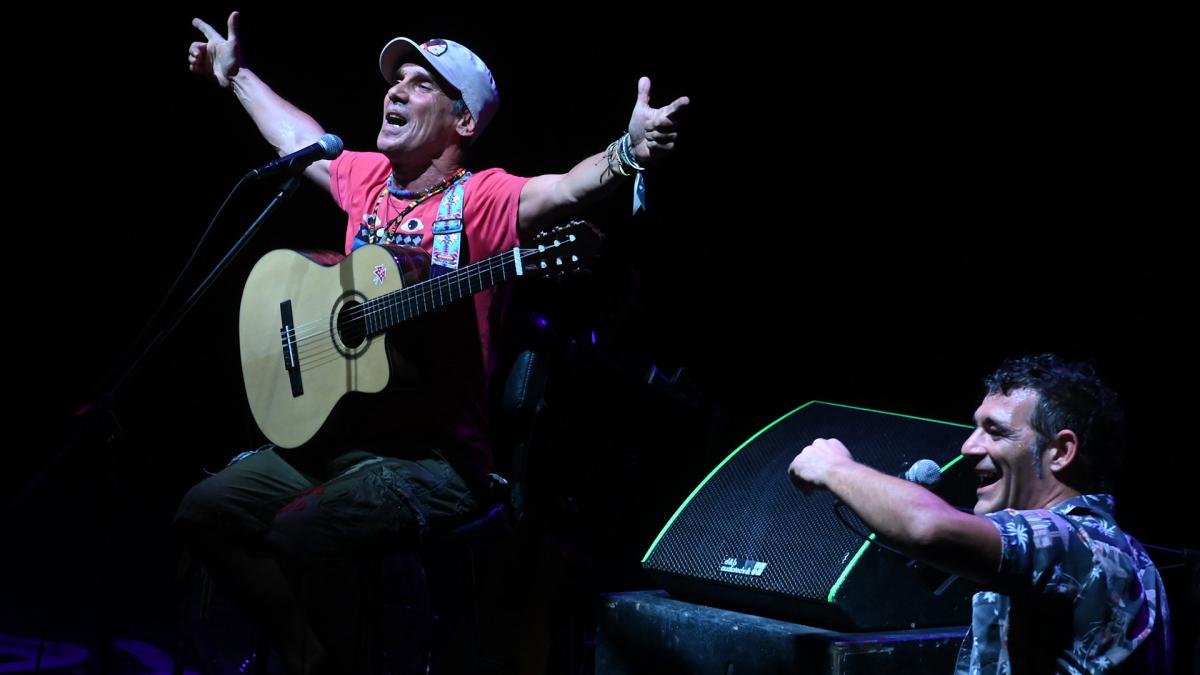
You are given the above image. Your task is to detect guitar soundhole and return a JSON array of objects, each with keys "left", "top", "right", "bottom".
[{"left": 336, "top": 300, "right": 368, "bottom": 350}]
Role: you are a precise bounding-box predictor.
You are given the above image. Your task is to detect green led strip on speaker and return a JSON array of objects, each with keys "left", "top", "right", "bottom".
[
  {"left": 809, "top": 401, "right": 975, "bottom": 429},
  {"left": 642, "top": 401, "right": 818, "bottom": 562}
]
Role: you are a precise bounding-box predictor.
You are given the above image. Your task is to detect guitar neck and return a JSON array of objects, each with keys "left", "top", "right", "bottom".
[{"left": 363, "top": 247, "right": 525, "bottom": 334}]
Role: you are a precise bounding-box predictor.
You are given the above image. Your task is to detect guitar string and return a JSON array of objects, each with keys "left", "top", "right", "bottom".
[
  {"left": 286, "top": 229, "right": 580, "bottom": 342},
  {"left": 278, "top": 245, "right": 570, "bottom": 366},
  {"left": 287, "top": 249, "right": 529, "bottom": 351},
  {"left": 284, "top": 245, "right": 560, "bottom": 369},
  {"left": 283, "top": 262, "right": 512, "bottom": 368},
  {"left": 274, "top": 232, "right": 582, "bottom": 366},
  {"left": 286, "top": 250, "right": 522, "bottom": 347}
]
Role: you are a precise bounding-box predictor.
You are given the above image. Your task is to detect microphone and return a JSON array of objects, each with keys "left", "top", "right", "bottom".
[
  {"left": 245, "top": 134, "right": 344, "bottom": 180},
  {"left": 902, "top": 459, "right": 974, "bottom": 512},
  {"left": 902, "top": 459, "right": 942, "bottom": 486}
]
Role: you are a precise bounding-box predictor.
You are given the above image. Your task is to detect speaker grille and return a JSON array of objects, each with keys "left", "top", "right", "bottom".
[{"left": 644, "top": 402, "right": 972, "bottom": 617}]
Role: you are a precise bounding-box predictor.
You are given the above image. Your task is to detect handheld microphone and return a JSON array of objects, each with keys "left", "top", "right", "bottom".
[
  {"left": 245, "top": 134, "right": 344, "bottom": 180},
  {"left": 902, "top": 459, "right": 942, "bottom": 486}
]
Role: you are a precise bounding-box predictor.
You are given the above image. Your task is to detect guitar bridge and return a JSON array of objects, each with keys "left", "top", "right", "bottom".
[{"left": 279, "top": 300, "right": 304, "bottom": 397}]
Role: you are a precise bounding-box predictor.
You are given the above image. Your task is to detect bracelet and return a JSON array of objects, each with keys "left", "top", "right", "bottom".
[
  {"left": 616, "top": 133, "right": 645, "bottom": 172},
  {"left": 606, "top": 133, "right": 648, "bottom": 215},
  {"left": 606, "top": 137, "right": 630, "bottom": 177}
]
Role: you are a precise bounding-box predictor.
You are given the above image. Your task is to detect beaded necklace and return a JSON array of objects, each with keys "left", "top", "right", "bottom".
[{"left": 366, "top": 167, "right": 468, "bottom": 241}]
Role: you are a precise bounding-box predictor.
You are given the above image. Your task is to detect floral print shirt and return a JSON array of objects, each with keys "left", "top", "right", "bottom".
[{"left": 955, "top": 494, "right": 1171, "bottom": 674}]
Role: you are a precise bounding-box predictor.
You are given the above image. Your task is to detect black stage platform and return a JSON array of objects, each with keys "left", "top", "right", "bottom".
[{"left": 597, "top": 590, "right": 967, "bottom": 675}]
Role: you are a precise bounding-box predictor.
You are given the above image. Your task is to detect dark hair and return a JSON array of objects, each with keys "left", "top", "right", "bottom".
[{"left": 983, "top": 354, "right": 1125, "bottom": 492}]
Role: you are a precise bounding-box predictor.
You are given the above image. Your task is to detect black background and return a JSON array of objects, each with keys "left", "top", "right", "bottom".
[{"left": 7, "top": 4, "right": 1195, "bottom": 672}]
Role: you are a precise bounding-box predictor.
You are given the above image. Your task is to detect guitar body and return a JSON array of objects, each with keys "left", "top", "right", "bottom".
[
  {"left": 238, "top": 222, "right": 600, "bottom": 449},
  {"left": 239, "top": 245, "right": 422, "bottom": 449}
]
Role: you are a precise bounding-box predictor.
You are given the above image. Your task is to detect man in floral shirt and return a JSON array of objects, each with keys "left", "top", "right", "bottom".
[{"left": 789, "top": 354, "right": 1171, "bottom": 673}]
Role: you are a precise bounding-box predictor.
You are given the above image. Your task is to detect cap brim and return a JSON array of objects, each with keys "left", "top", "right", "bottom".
[
  {"left": 379, "top": 37, "right": 461, "bottom": 98},
  {"left": 379, "top": 37, "right": 421, "bottom": 83}
]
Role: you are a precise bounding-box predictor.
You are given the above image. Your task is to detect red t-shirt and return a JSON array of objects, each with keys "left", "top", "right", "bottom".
[{"left": 329, "top": 151, "right": 529, "bottom": 476}]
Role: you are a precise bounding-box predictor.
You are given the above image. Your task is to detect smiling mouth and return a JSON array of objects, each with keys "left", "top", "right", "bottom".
[
  {"left": 385, "top": 112, "right": 407, "bottom": 127},
  {"left": 977, "top": 468, "right": 1003, "bottom": 491}
]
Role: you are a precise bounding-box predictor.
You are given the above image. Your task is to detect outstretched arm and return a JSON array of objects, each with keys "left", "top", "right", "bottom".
[
  {"left": 188, "top": 11, "right": 332, "bottom": 191},
  {"left": 517, "top": 77, "right": 689, "bottom": 237},
  {"left": 789, "top": 438, "right": 1002, "bottom": 584}
]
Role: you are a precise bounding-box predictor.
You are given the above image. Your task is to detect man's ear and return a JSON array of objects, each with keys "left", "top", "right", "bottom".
[
  {"left": 1046, "top": 428, "right": 1079, "bottom": 475},
  {"left": 456, "top": 108, "right": 477, "bottom": 139}
]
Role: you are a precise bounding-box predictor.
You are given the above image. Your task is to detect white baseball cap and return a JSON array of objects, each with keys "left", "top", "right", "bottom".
[{"left": 379, "top": 37, "right": 499, "bottom": 137}]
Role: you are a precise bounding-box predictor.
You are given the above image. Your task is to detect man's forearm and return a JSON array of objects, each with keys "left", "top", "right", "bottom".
[
  {"left": 230, "top": 67, "right": 327, "bottom": 157},
  {"left": 822, "top": 460, "right": 1001, "bottom": 583},
  {"left": 518, "top": 149, "right": 629, "bottom": 235},
  {"left": 824, "top": 461, "right": 952, "bottom": 546}
]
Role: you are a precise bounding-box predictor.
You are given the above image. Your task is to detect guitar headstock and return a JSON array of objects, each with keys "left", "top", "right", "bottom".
[{"left": 523, "top": 220, "right": 603, "bottom": 279}]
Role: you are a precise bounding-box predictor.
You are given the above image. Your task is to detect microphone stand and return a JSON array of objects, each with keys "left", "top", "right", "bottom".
[
  {"left": 109, "top": 175, "right": 301, "bottom": 397},
  {"left": 33, "top": 173, "right": 303, "bottom": 675}
]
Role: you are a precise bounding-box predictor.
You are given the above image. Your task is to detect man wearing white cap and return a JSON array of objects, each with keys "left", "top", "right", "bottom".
[{"left": 178, "top": 10, "right": 688, "bottom": 674}]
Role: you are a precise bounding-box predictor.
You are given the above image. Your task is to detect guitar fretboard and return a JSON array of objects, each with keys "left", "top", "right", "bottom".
[{"left": 361, "top": 248, "right": 523, "bottom": 335}]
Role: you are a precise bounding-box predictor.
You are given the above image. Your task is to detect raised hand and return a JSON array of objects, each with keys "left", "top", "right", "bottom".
[
  {"left": 188, "top": 11, "right": 244, "bottom": 88},
  {"left": 627, "top": 77, "right": 690, "bottom": 165}
]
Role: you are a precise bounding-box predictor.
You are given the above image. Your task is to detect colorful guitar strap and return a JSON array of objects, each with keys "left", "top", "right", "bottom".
[{"left": 430, "top": 172, "right": 471, "bottom": 277}]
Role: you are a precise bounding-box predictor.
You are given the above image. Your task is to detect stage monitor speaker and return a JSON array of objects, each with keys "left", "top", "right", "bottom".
[{"left": 642, "top": 401, "right": 978, "bottom": 631}]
